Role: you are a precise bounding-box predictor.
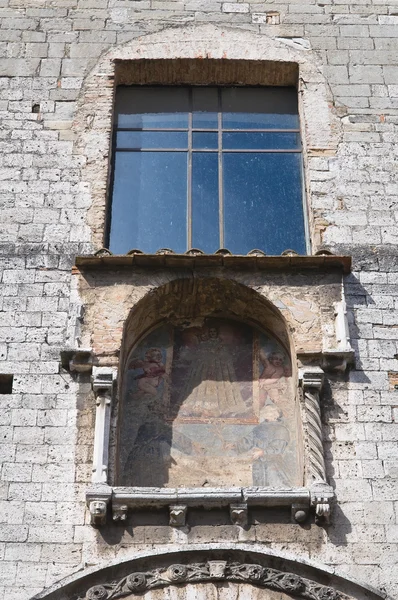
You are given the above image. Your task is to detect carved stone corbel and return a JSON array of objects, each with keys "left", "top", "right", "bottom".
[
  {"left": 113, "top": 504, "right": 128, "bottom": 522},
  {"left": 300, "top": 367, "right": 334, "bottom": 523},
  {"left": 89, "top": 500, "right": 108, "bottom": 526},
  {"left": 86, "top": 485, "right": 112, "bottom": 526},
  {"left": 310, "top": 481, "right": 334, "bottom": 525},
  {"left": 291, "top": 503, "right": 309, "bottom": 523},
  {"left": 230, "top": 503, "right": 248, "bottom": 527},
  {"left": 91, "top": 366, "right": 117, "bottom": 484},
  {"left": 60, "top": 348, "right": 94, "bottom": 373},
  {"left": 169, "top": 505, "right": 187, "bottom": 527}
]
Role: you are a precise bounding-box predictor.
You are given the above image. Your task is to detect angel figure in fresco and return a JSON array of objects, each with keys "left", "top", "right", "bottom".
[
  {"left": 258, "top": 350, "right": 292, "bottom": 417},
  {"left": 176, "top": 325, "right": 249, "bottom": 418},
  {"left": 128, "top": 347, "right": 166, "bottom": 396}
]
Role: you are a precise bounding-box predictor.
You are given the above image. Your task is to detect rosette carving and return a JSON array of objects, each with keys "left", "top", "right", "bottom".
[
  {"left": 126, "top": 573, "right": 147, "bottom": 592},
  {"left": 317, "top": 588, "right": 341, "bottom": 600},
  {"left": 86, "top": 585, "right": 108, "bottom": 600},
  {"left": 168, "top": 565, "right": 188, "bottom": 582},
  {"left": 278, "top": 574, "right": 305, "bottom": 593},
  {"left": 83, "top": 561, "right": 346, "bottom": 600}
]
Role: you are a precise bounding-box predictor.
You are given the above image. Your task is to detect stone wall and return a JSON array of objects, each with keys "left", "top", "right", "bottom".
[{"left": 1, "top": 1, "right": 398, "bottom": 599}]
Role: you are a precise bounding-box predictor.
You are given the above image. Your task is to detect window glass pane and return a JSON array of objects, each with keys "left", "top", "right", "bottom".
[
  {"left": 223, "top": 153, "right": 306, "bottom": 255},
  {"left": 116, "top": 131, "right": 188, "bottom": 150},
  {"left": 223, "top": 132, "right": 300, "bottom": 150},
  {"left": 192, "top": 87, "right": 218, "bottom": 129},
  {"left": 192, "top": 132, "right": 218, "bottom": 150},
  {"left": 192, "top": 153, "right": 219, "bottom": 252},
  {"left": 116, "top": 86, "right": 189, "bottom": 129},
  {"left": 222, "top": 87, "right": 299, "bottom": 130},
  {"left": 109, "top": 151, "right": 188, "bottom": 254}
]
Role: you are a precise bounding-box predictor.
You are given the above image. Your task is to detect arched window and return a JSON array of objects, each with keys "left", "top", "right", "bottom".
[{"left": 118, "top": 317, "right": 301, "bottom": 489}]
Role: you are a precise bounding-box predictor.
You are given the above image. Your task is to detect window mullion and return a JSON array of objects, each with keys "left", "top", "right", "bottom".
[
  {"left": 187, "top": 90, "right": 193, "bottom": 250},
  {"left": 218, "top": 88, "right": 223, "bottom": 249}
]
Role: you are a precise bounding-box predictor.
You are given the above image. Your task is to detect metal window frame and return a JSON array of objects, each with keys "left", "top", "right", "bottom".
[{"left": 107, "top": 85, "right": 304, "bottom": 253}]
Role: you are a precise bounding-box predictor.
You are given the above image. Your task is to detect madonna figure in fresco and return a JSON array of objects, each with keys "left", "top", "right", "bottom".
[{"left": 176, "top": 324, "right": 249, "bottom": 418}]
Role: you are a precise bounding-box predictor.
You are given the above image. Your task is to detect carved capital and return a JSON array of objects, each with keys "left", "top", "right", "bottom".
[
  {"left": 92, "top": 366, "right": 117, "bottom": 395},
  {"left": 230, "top": 503, "right": 248, "bottom": 527},
  {"left": 299, "top": 366, "right": 324, "bottom": 391},
  {"left": 169, "top": 505, "right": 187, "bottom": 527}
]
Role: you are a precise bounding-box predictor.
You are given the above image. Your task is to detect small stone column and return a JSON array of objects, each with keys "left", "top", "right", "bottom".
[
  {"left": 300, "top": 367, "right": 333, "bottom": 524},
  {"left": 91, "top": 367, "right": 117, "bottom": 484}
]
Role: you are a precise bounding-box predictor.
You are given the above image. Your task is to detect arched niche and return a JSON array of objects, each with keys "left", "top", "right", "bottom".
[{"left": 116, "top": 278, "right": 302, "bottom": 489}]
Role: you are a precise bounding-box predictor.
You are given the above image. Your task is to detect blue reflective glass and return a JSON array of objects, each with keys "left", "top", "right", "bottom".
[
  {"left": 109, "top": 151, "right": 187, "bottom": 254},
  {"left": 223, "top": 153, "right": 306, "bottom": 255},
  {"left": 223, "top": 132, "right": 300, "bottom": 150},
  {"left": 222, "top": 87, "right": 299, "bottom": 130},
  {"left": 192, "top": 87, "right": 218, "bottom": 129},
  {"left": 116, "top": 131, "right": 188, "bottom": 150},
  {"left": 192, "top": 132, "right": 218, "bottom": 150},
  {"left": 191, "top": 153, "right": 219, "bottom": 253},
  {"left": 116, "top": 86, "right": 189, "bottom": 129}
]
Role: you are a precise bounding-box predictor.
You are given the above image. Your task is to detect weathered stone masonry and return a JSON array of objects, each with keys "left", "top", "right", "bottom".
[{"left": 1, "top": 1, "right": 398, "bottom": 600}]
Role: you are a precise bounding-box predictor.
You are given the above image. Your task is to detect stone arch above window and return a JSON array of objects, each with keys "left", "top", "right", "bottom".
[{"left": 73, "top": 23, "right": 341, "bottom": 252}]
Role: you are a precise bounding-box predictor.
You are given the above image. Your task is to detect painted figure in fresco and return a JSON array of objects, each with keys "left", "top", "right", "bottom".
[
  {"left": 176, "top": 324, "right": 249, "bottom": 418},
  {"left": 123, "top": 419, "right": 194, "bottom": 486},
  {"left": 128, "top": 347, "right": 165, "bottom": 396},
  {"left": 233, "top": 402, "right": 292, "bottom": 487},
  {"left": 259, "top": 349, "right": 292, "bottom": 417}
]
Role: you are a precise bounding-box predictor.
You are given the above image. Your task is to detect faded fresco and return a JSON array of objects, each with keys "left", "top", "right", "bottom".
[{"left": 119, "top": 319, "right": 301, "bottom": 488}]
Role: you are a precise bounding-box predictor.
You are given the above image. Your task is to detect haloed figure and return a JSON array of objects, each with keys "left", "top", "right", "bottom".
[
  {"left": 129, "top": 348, "right": 165, "bottom": 396},
  {"left": 259, "top": 349, "right": 292, "bottom": 417}
]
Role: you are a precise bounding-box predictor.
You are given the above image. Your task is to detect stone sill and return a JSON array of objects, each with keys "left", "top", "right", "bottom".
[
  {"left": 74, "top": 254, "right": 351, "bottom": 273},
  {"left": 86, "top": 483, "right": 334, "bottom": 527}
]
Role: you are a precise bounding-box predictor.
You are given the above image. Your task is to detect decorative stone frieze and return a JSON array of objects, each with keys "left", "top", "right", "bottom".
[{"left": 83, "top": 560, "right": 347, "bottom": 600}]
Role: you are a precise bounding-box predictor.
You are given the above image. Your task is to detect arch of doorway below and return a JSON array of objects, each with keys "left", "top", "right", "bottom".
[{"left": 31, "top": 543, "right": 386, "bottom": 600}]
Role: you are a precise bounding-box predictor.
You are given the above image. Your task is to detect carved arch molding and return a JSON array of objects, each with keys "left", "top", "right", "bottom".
[{"left": 31, "top": 548, "right": 385, "bottom": 600}]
